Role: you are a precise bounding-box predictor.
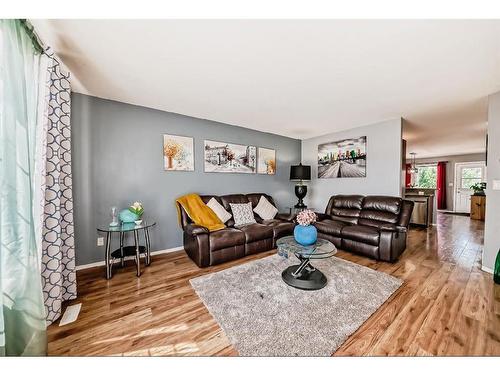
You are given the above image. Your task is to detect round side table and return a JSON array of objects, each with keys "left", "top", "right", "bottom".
[{"left": 97, "top": 221, "right": 156, "bottom": 279}]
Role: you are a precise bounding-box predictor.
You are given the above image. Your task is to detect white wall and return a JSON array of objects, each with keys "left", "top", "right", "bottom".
[
  {"left": 483, "top": 91, "right": 500, "bottom": 271},
  {"left": 301, "top": 118, "right": 403, "bottom": 211}
]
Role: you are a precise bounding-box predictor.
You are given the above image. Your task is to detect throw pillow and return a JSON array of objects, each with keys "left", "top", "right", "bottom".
[
  {"left": 206, "top": 198, "right": 232, "bottom": 223},
  {"left": 230, "top": 202, "right": 257, "bottom": 226},
  {"left": 253, "top": 196, "right": 278, "bottom": 220}
]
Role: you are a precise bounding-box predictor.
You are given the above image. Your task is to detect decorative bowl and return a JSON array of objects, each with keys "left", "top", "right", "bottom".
[{"left": 294, "top": 224, "right": 317, "bottom": 246}]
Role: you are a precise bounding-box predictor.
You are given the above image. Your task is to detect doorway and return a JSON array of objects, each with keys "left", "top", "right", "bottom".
[{"left": 454, "top": 161, "right": 486, "bottom": 213}]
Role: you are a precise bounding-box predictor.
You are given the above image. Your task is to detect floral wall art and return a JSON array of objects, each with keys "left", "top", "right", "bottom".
[
  {"left": 257, "top": 147, "right": 276, "bottom": 175},
  {"left": 163, "top": 134, "right": 194, "bottom": 171}
]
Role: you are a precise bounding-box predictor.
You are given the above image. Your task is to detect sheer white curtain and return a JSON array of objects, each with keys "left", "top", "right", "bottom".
[
  {"left": 0, "top": 18, "right": 47, "bottom": 356},
  {"left": 1, "top": 20, "right": 76, "bottom": 357}
]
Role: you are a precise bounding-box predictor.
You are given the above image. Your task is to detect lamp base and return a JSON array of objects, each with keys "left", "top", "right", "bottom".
[{"left": 294, "top": 184, "right": 308, "bottom": 209}]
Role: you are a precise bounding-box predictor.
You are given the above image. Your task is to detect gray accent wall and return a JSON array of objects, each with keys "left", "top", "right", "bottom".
[
  {"left": 301, "top": 119, "right": 403, "bottom": 211},
  {"left": 72, "top": 93, "right": 301, "bottom": 266},
  {"left": 484, "top": 91, "right": 500, "bottom": 270}
]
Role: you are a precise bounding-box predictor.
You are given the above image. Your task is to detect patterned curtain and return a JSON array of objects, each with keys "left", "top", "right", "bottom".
[{"left": 39, "top": 48, "right": 77, "bottom": 324}]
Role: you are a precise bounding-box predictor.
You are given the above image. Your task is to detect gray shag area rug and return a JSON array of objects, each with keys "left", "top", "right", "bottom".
[{"left": 190, "top": 254, "right": 402, "bottom": 356}]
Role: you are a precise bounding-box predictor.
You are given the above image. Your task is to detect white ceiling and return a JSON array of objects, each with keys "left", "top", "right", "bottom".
[{"left": 31, "top": 19, "right": 500, "bottom": 158}]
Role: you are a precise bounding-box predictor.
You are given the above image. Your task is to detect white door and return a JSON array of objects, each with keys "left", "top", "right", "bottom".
[{"left": 454, "top": 162, "right": 486, "bottom": 213}]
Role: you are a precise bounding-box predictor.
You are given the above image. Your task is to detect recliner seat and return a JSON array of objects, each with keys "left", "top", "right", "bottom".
[
  {"left": 177, "top": 193, "right": 294, "bottom": 267},
  {"left": 314, "top": 195, "right": 414, "bottom": 262}
]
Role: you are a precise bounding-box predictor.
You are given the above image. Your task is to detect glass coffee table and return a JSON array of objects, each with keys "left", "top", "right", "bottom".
[{"left": 276, "top": 236, "right": 337, "bottom": 290}]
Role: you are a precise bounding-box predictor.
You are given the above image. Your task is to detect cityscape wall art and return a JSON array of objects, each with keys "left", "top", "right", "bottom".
[{"left": 318, "top": 136, "right": 367, "bottom": 178}]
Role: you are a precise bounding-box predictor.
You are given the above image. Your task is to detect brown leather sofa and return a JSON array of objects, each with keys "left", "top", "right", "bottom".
[
  {"left": 177, "top": 193, "right": 294, "bottom": 267},
  {"left": 314, "top": 195, "right": 414, "bottom": 262}
]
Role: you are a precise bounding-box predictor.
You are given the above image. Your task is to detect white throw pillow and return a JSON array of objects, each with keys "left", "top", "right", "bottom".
[
  {"left": 207, "top": 198, "right": 232, "bottom": 223},
  {"left": 253, "top": 196, "right": 278, "bottom": 220},
  {"left": 230, "top": 202, "right": 257, "bottom": 226}
]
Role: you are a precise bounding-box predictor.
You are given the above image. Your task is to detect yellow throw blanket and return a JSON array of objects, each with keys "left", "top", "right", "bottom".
[{"left": 176, "top": 193, "right": 225, "bottom": 232}]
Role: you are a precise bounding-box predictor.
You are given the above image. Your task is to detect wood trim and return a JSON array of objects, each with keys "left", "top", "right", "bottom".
[
  {"left": 481, "top": 266, "right": 493, "bottom": 274},
  {"left": 75, "top": 246, "right": 184, "bottom": 271}
]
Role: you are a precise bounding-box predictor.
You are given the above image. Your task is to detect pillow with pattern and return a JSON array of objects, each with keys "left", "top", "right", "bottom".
[{"left": 229, "top": 202, "right": 257, "bottom": 226}]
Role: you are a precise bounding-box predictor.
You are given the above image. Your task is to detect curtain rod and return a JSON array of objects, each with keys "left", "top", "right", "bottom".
[
  {"left": 20, "top": 19, "right": 47, "bottom": 55},
  {"left": 19, "top": 19, "right": 70, "bottom": 77}
]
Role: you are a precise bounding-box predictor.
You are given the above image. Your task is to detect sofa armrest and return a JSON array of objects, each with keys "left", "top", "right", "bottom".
[
  {"left": 185, "top": 224, "right": 209, "bottom": 236},
  {"left": 276, "top": 213, "right": 295, "bottom": 222},
  {"left": 315, "top": 212, "right": 331, "bottom": 221}
]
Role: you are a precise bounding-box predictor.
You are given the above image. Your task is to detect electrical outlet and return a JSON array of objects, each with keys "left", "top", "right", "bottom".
[{"left": 97, "top": 237, "right": 104, "bottom": 246}]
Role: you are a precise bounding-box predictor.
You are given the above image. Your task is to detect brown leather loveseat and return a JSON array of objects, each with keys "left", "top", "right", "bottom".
[
  {"left": 314, "top": 195, "right": 414, "bottom": 262},
  {"left": 177, "top": 193, "right": 294, "bottom": 267}
]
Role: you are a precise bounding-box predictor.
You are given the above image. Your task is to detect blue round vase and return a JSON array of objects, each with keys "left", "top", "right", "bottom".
[
  {"left": 294, "top": 224, "right": 317, "bottom": 246},
  {"left": 119, "top": 209, "right": 139, "bottom": 224}
]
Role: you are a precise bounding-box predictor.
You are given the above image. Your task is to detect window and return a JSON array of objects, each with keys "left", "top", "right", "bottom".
[
  {"left": 415, "top": 165, "right": 437, "bottom": 188},
  {"left": 460, "top": 167, "right": 482, "bottom": 189}
]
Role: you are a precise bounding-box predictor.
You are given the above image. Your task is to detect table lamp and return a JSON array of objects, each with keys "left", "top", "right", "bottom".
[{"left": 290, "top": 163, "right": 311, "bottom": 208}]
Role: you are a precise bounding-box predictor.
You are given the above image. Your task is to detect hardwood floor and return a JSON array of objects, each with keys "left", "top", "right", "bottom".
[{"left": 48, "top": 213, "right": 500, "bottom": 356}]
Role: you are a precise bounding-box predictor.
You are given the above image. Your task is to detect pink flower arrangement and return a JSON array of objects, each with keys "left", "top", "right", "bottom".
[{"left": 296, "top": 209, "right": 317, "bottom": 226}]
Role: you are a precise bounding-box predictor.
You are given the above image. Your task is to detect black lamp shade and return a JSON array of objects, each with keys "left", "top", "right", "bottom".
[{"left": 290, "top": 163, "right": 311, "bottom": 181}]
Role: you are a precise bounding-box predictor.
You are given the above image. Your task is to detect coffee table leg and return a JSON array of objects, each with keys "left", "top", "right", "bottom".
[
  {"left": 291, "top": 256, "right": 311, "bottom": 278},
  {"left": 105, "top": 232, "right": 112, "bottom": 279},
  {"left": 282, "top": 254, "right": 327, "bottom": 290},
  {"left": 133, "top": 229, "right": 141, "bottom": 277}
]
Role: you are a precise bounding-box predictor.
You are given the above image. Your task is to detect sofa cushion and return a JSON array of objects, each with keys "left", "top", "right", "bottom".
[
  {"left": 260, "top": 219, "right": 282, "bottom": 225},
  {"left": 332, "top": 195, "right": 364, "bottom": 209},
  {"left": 220, "top": 194, "right": 249, "bottom": 209},
  {"left": 238, "top": 223, "right": 274, "bottom": 243},
  {"left": 314, "top": 219, "right": 347, "bottom": 236},
  {"left": 341, "top": 225, "right": 380, "bottom": 246},
  {"left": 342, "top": 239, "right": 379, "bottom": 259},
  {"left": 230, "top": 202, "right": 257, "bottom": 226},
  {"left": 329, "top": 214, "right": 359, "bottom": 225},
  {"left": 357, "top": 219, "right": 400, "bottom": 231},
  {"left": 325, "top": 195, "right": 364, "bottom": 224},
  {"left": 253, "top": 195, "right": 278, "bottom": 220},
  {"left": 209, "top": 228, "right": 246, "bottom": 251},
  {"left": 207, "top": 197, "right": 232, "bottom": 223},
  {"left": 263, "top": 220, "right": 294, "bottom": 239},
  {"left": 362, "top": 196, "right": 401, "bottom": 214}
]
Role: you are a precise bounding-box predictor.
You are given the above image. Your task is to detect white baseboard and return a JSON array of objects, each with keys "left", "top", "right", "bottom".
[
  {"left": 75, "top": 246, "right": 184, "bottom": 271},
  {"left": 481, "top": 266, "right": 494, "bottom": 274}
]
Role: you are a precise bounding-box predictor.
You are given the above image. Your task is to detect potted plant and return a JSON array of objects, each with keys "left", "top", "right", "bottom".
[
  {"left": 470, "top": 182, "right": 486, "bottom": 196},
  {"left": 294, "top": 209, "right": 318, "bottom": 246},
  {"left": 129, "top": 202, "right": 144, "bottom": 225},
  {"left": 119, "top": 201, "right": 144, "bottom": 225}
]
